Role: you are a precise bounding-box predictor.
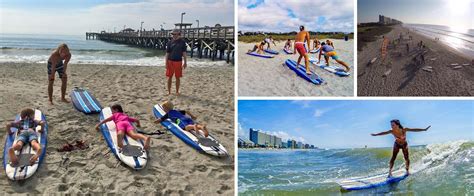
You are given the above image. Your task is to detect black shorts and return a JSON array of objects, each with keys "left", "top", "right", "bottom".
[
  {"left": 394, "top": 141, "right": 408, "bottom": 149},
  {"left": 47, "top": 61, "right": 65, "bottom": 78}
]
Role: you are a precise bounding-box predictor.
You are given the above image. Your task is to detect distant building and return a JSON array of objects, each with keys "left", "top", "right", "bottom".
[
  {"left": 281, "top": 141, "right": 287, "bottom": 148},
  {"left": 310, "top": 145, "right": 315, "bottom": 149},
  {"left": 249, "top": 128, "right": 282, "bottom": 148},
  {"left": 297, "top": 142, "right": 303, "bottom": 149},
  {"left": 379, "top": 15, "right": 402, "bottom": 25},
  {"left": 238, "top": 138, "right": 255, "bottom": 148},
  {"left": 120, "top": 28, "right": 135, "bottom": 34},
  {"left": 305, "top": 144, "right": 310, "bottom": 149}
]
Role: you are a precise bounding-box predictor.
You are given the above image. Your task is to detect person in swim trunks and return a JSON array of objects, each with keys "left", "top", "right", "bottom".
[
  {"left": 248, "top": 41, "right": 266, "bottom": 54},
  {"left": 95, "top": 104, "right": 151, "bottom": 150},
  {"left": 154, "top": 101, "right": 209, "bottom": 137},
  {"left": 165, "top": 29, "right": 187, "bottom": 96},
  {"left": 6, "top": 108, "right": 44, "bottom": 165},
  {"left": 47, "top": 43, "right": 71, "bottom": 105},
  {"left": 294, "top": 25, "right": 311, "bottom": 75},
  {"left": 318, "top": 42, "right": 350, "bottom": 72},
  {"left": 264, "top": 36, "right": 276, "bottom": 49},
  {"left": 371, "top": 119, "right": 430, "bottom": 176}
]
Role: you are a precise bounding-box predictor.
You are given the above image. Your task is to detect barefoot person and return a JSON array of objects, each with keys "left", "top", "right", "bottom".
[
  {"left": 371, "top": 119, "right": 431, "bottom": 176},
  {"left": 264, "top": 36, "right": 276, "bottom": 49},
  {"left": 318, "top": 42, "right": 351, "bottom": 72},
  {"left": 248, "top": 41, "right": 266, "bottom": 54},
  {"left": 155, "top": 101, "right": 209, "bottom": 137},
  {"left": 47, "top": 43, "right": 71, "bottom": 105},
  {"left": 6, "top": 108, "right": 44, "bottom": 165},
  {"left": 165, "top": 29, "right": 187, "bottom": 95},
  {"left": 294, "top": 25, "right": 311, "bottom": 74}
]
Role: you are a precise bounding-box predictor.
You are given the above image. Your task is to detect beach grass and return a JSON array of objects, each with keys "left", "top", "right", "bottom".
[{"left": 357, "top": 25, "right": 393, "bottom": 51}]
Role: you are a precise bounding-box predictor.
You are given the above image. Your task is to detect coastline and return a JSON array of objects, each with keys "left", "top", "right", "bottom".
[{"left": 0, "top": 62, "right": 234, "bottom": 194}]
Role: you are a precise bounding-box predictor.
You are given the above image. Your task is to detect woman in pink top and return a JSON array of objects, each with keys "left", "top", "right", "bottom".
[{"left": 96, "top": 104, "right": 150, "bottom": 150}]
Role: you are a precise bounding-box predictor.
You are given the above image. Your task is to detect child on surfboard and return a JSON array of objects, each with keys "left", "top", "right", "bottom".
[
  {"left": 154, "top": 101, "right": 209, "bottom": 138},
  {"left": 317, "top": 42, "right": 350, "bottom": 72},
  {"left": 284, "top": 39, "right": 292, "bottom": 51},
  {"left": 95, "top": 104, "right": 151, "bottom": 150},
  {"left": 47, "top": 43, "right": 71, "bottom": 105},
  {"left": 294, "top": 25, "right": 312, "bottom": 75},
  {"left": 371, "top": 119, "right": 430, "bottom": 176},
  {"left": 248, "top": 41, "right": 266, "bottom": 54},
  {"left": 6, "top": 108, "right": 44, "bottom": 166}
]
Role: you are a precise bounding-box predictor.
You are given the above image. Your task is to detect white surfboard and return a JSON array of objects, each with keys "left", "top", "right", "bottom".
[
  {"left": 338, "top": 169, "right": 408, "bottom": 191},
  {"left": 3, "top": 109, "right": 48, "bottom": 180},
  {"left": 99, "top": 107, "right": 147, "bottom": 169}
]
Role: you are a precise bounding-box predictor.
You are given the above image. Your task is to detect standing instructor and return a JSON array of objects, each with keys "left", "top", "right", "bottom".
[{"left": 165, "top": 29, "right": 187, "bottom": 95}]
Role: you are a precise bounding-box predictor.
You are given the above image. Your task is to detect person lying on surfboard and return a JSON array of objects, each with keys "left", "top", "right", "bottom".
[
  {"left": 248, "top": 41, "right": 266, "bottom": 54},
  {"left": 154, "top": 101, "right": 209, "bottom": 137},
  {"left": 6, "top": 108, "right": 44, "bottom": 165},
  {"left": 317, "top": 42, "right": 350, "bottom": 72},
  {"left": 95, "top": 104, "right": 151, "bottom": 150},
  {"left": 47, "top": 43, "right": 71, "bottom": 105},
  {"left": 371, "top": 119, "right": 430, "bottom": 177},
  {"left": 264, "top": 36, "right": 276, "bottom": 49},
  {"left": 284, "top": 39, "right": 292, "bottom": 50},
  {"left": 294, "top": 25, "right": 312, "bottom": 75}
]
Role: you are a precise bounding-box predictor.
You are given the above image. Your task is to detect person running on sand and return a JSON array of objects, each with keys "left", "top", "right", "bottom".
[
  {"left": 155, "top": 101, "right": 209, "bottom": 137},
  {"left": 284, "top": 39, "right": 292, "bottom": 50},
  {"left": 248, "top": 41, "right": 266, "bottom": 54},
  {"left": 318, "top": 42, "right": 350, "bottom": 72},
  {"left": 47, "top": 43, "right": 71, "bottom": 105},
  {"left": 294, "top": 25, "right": 311, "bottom": 75},
  {"left": 95, "top": 104, "right": 151, "bottom": 151},
  {"left": 371, "top": 119, "right": 430, "bottom": 176},
  {"left": 165, "top": 29, "right": 187, "bottom": 95},
  {"left": 6, "top": 108, "right": 44, "bottom": 165},
  {"left": 264, "top": 36, "right": 276, "bottom": 49}
]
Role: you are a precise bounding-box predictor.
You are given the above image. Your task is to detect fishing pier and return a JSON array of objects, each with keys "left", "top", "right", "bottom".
[{"left": 86, "top": 25, "right": 235, "bottom": 63}]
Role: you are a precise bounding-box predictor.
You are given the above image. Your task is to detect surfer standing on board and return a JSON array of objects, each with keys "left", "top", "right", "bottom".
[
  {"left": 294, "top": 25, "right": 311, "bottom": 75},
  {"left": 371, "top": 119, "right": 430, "bottom": 176}
]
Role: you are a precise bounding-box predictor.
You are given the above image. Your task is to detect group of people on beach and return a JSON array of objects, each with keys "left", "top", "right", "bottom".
[
  {"left": 248, "top": 25, "right": 350, "bottom": 75},
  {"left": 5, "top": 29, "right": 210, "bottom": 166}
]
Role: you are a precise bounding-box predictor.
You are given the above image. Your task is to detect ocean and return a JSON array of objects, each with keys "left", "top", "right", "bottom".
[
  {"left": 238, "top": 140, "right": 473, "bottom": 195},
  {"left": 0, "top": 34, "right": 228, "bottom": 67},
  {"left": 404, "top": 24, "right": 474, "bottom": 58}
]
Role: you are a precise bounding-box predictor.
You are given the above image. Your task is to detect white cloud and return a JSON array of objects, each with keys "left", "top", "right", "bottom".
[
  {"left": 238, "top": 0, "right": 354, "bottom": 33},
  {"left": 1, "top": 0, "right": 234, "bottom": 35},
  {"left": 238, "top": 123, "right": 248, "bottom": 139}
]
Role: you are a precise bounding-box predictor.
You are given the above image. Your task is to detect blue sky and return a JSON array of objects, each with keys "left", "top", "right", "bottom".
[
  {"left": 358, "top": 0, "right": 473, "bottom": 30},
  {"left": 0, "top": 0, "right": 234, "bottom": 35},
  {"left": 238, "top": 100, "right": 474, "bottom": 149},
  {"left": 238, "top": 0, "right": 354, "bottom": 33}
]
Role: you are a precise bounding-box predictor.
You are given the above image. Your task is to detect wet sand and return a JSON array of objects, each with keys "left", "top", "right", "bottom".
[{"left": 0, "top": 63, "right": 234, "bottom": 194}]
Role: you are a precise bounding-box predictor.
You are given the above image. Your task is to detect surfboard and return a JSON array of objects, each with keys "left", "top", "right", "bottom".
[
  {"left": 338, "top": 170, "right": 409, "bottom": 191},
  {"left": 247, "top": 52, "right": 274, "bottom": 58},
  {"left": 152, "top": 104, "right": 228, "bottom": 157},
  {"left": 310, "top": 59, "right": 350, "bottom": 77},
  {"left": 264, "top": 48, "right": 279, "bottom": 55},
  {"left": 284, "top": 59, "right": 324, "bottom": 85},
  {"left": 99, "top": 107, "right": 147, "bottom": 169},
  {"left": 309, "top": 48, "right": 320, "bottom": 53},
  {"left": 283, "top": 48, "right": 293, "bottom": 54},
  {"left": 3, "top": 109, "right": 48, "bottom": 180},
  {"left": 70, "top": 87, "right": 102, "bottom": 114}
]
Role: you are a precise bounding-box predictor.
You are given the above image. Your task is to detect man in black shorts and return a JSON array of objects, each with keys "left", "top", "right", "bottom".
[{"left": 47, "top": 43, "right": 71, "bottom": 105}]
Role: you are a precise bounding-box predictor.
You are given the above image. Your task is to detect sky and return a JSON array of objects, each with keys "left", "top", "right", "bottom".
[
  {"left": 358, "top": 0, "right": 474, "bottom": 30},
  {"left": 238, "top": 0, "right": 354, "bottom": 33},
  {"left": 0, "top": 0, "right": 234, "bottom": 35},
  {"left": 238, "top": 100, "right": 474, "bottom": 149}
]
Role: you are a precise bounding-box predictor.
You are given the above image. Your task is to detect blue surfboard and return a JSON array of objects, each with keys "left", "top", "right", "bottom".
[
  {"left": 3, "top": 109, "right": 48, "bottom": 180},
  {"left": 284, "top": 59, "right": 324, "bottom": 85},
  {"left": 338, "top": 170, "right": 409, "bottom": 191},
  {"left": 247, "top": 52, "right": 274, "bottom": 58},
  {"left": 70, "top": 87, "right": 102, "bottom": 114},
  {"left": 283, "top": 48, "right": 293, "bottom": 54},
  {"left": 264, "top": 48, "right": 279, "bottom": 55},
  {"left": 152, "top": 104, "right": 228, "bottom": 157},
  {"left": 310, "top": 59, "right": 350, "bottom": 77}
]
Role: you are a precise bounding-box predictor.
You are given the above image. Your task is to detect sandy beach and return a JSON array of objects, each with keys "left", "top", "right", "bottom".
[
  {"left": 358, "top": 25, "right": 474, "bottom": 96},
  {"left": 0, "top": 63, "right": 234, "bottom": 194},
  {"left": 238, "top": 39, "right": 354, "bottom": 97}
]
